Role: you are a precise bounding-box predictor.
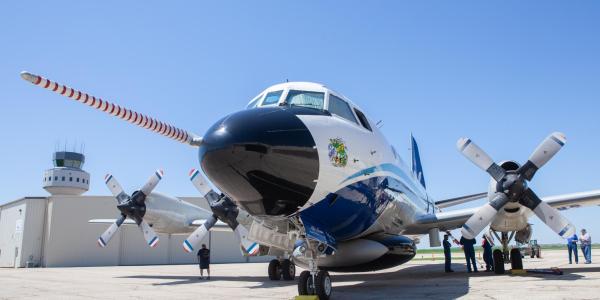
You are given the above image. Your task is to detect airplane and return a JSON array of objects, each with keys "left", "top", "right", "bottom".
[{"left": 20, "top": 71, "right": 600, "bottom": 300}]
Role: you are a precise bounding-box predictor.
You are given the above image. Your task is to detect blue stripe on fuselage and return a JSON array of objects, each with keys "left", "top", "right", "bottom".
[
  {"left": 341, "top": 163, "right": 426, "bottom": 199},
  {"left": 301, "top": 175, "right": 426, "bottom": 242}
]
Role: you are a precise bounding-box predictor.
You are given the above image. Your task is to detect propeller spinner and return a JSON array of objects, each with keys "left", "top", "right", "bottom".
[
  {"left": 458, "top": 132, "right": 575, "bottom": 240},
  {"left": 97, "top": 170, "right": 163, "bottom": 248}
]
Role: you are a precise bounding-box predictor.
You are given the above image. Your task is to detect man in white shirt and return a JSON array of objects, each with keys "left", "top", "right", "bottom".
[{"left": 580, "top": 229, "right": 592, "bottom": 264}]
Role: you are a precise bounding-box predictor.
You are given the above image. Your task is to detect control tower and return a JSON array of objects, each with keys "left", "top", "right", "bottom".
[{"left": 43, "top": 151, "right": 90, "bottom": 195}]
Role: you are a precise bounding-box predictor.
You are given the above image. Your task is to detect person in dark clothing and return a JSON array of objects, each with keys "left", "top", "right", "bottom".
[
  {"left": 567, "top": 233, "right": 579, "bottom": 264},
  {"left": 197, "top": 244, "right": 211, "bottom": 280},
  {"left": 443, "top": 234, "right": 454, "bottom": 272},
  {"left": 482, "top": 235, "right": 494, "bottom": 271},
  {"left": 460, "top": 236, "right": 478, "bottom": 273}
]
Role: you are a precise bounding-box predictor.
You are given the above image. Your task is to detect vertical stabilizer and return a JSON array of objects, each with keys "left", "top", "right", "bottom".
[{"left": 411, "top": 134, "right": 426, "bottom": 189}]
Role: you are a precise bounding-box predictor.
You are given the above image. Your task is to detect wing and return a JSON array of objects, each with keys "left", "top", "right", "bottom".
[
  {"left": 434, "top": 192, "right": 487, "bottom": 209},
  {"left": 191, "top": 219, "right": 232, "bottom": 231},
  {"left": 89, "top": 219, "right": 137, "bottom": 225},
  {"left": 411, "top": 189, "right": 600, "bottom": 234},
  {"left": 544, "top": 190, "right": 600, "bottom": 211}
]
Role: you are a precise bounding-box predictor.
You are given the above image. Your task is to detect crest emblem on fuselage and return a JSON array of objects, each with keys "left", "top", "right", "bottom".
[{"left": 328, "top": 138, "right": 348, "bottom": 167}]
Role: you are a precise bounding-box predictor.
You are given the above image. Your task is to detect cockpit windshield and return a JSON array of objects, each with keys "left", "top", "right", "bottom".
[
  {"left": 246, "top": 93, "right": 263, "bottom": 109},
  {"left": 285, "top": 90, "right": 324, "bottom": 110}
]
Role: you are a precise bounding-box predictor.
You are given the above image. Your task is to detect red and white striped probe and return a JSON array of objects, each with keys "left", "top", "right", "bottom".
[{"left": 20, "top": 71, "right": 201, "bottom": 146}]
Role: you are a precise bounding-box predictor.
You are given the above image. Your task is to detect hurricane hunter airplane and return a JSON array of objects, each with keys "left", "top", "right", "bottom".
[{"left": 20, "top": 71, "right": 600, "bottom": 299}]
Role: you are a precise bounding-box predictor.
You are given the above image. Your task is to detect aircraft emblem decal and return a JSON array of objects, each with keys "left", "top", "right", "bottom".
[{"left": 328, "top": 138, "right": 348, "bottom": 167}]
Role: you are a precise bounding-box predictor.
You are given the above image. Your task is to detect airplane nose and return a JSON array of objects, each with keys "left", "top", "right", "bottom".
[{"left": 199, "top": 107, "right": 320, "bottom": 216}]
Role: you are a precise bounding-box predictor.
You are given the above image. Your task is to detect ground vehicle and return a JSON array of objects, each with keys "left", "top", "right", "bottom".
[{"left": 518, "top": 240, "right": 541, "bottom": 258}]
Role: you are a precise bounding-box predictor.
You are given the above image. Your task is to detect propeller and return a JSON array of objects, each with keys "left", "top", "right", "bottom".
[
  {"left": 458, "top": 132, "right": 575, "bottom": 240},
  {"left": 183, "top": 169, "right": 259, "bottom": 255},
  {"left": 97, "top": 170, "right": 163, "bottom": 248}
]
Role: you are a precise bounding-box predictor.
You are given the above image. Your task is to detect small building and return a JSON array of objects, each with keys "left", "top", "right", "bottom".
[{"left": 0, "top": 151, "right": 267, "bottom": 268}]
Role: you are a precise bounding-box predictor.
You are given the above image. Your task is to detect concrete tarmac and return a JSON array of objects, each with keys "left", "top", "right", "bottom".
[{"left": 0, "top": 250, "right": 598, "bottom": 300}]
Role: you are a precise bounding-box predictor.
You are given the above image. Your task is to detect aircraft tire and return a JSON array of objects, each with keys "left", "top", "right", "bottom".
[
  {"left": 298, "top": 271, "right": 314, "bottom": 295},
  {"left": 315, "top": 271, "right": 333, "bottom": 300},
  {"left": 493, "top": 249, "right": 505, "bottom": 274},
  {"left": 268, "top": 259, "right": 281, "bottom": 280},
  {"left": 281, "top": 259, "right": 296, "bottom": 280},
  {"left": 510, "top": 248, "right": 523, "bottom": 270}
]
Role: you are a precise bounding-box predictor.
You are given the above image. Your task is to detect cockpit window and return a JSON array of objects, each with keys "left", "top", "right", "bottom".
[
  {"left": 261, "top": 90, "right": 283, "bottom": 106},
  {"left": 246, "top": 94, "right": 263, "bottom": 109},
  {"left": 286, "top": 90, "right": 325, "bottom": 110},
  {"left": 328, "top": 95, "right": 358, "bottom": 124},
  {"left": 354, "top": 108, "right": 372, "bottom": 131}
]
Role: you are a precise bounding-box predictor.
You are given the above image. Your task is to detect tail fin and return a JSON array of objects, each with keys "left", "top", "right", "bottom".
[{"left": 411, "top": 134, "right": 426, "bottom": 189}]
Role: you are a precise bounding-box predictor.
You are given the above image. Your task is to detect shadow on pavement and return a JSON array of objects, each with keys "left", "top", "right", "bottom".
[{"left": 118, "top": 263, "right": 595, "bottom": 299}]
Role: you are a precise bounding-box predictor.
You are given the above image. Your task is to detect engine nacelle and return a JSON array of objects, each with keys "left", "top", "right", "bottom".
[
  {"left": 293, "top": 234, "right": 416, "bottom": 272},
  {"left": 143, "top": 192, "right": 206, "bottom": 234}
]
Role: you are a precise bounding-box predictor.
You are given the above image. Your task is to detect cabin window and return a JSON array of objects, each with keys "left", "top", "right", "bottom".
[
  {"left": 286, "top": 90, "right": 324, "bottom": 110},
  {"left": 354, "top": 108, "right": 372, "bottom": 131},
  {"left": 328, "top": 95, "right": 358, "bottom": 124},
  {"left": 261, "top": 90, "right": 283, "bottom": 106}
]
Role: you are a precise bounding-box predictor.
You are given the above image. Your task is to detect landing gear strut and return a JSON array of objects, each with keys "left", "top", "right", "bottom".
[
  {"left": 490, "top": 230, "right": 523, "bottom": 272},
  {"left": 268, "top": 259, "right": 295, "bottom": 281}
]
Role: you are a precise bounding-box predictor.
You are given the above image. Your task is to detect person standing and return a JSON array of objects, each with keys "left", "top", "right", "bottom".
[
  {"left": 443, "top": 234, "right": 454, "bottom": 273},
  {"left": 197, "top": 244, "right": 211, "bottom": 279},
  {"left": 482, "top": 235, "right": 494, "bottom": 271},
  {"left": 567, "top": 233, "right": 579, "bottom": 264},
  {"left": 460, "top": 236, "right": 478, "bottom": 273},
  {"left": 580, "top": 229, "right": 592, "bottom": 264}
]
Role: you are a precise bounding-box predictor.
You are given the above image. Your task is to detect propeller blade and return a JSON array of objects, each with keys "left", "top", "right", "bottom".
[
  {"left": 139, "top": 220, "right": 160, "bottom": 248},
  {"left": 140, "top": 169, "right": 164, "bottom": 196},
  {"left": 104, "top": 174, "right": 130, "bottom": 204},
  {"left": 234, "top": 224, "right": 260, "bottom": 256},
  {"left": 183, "top": 216, "right": 217, "bottom": 253},
  {"left": 457, "top": 138, "right": 505, "bottom": 181},
  {"left": 520, "top": 189, "right": 576, "bottom": 238},
  {"left": 461, "top": 193, "right": 510, "bottom": 239},
  {"left": 189, "top": 169, "right": 220, "bottom": 204},
  {"left": 518, "top": 132, "right": 567, "bottom": 181},
  {"left": 97, "top": 214, "right": 126, "bottom": 247}
]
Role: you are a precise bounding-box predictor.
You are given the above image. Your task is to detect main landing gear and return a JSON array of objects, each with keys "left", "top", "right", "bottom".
[
  {"left": 298, "top": 270, "right": 332, "bottom": 300},
  {"left": 490, "top": 230, "right": 523, "bottom": 274},
  {"left": 268, "top": 259, "right": 296, "bottom": 281}
]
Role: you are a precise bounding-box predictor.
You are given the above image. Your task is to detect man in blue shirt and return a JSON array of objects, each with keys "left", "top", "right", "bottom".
[
  {"left": 443, "top": 234, "right": 454, "bottom": 273},
  {"left": 460, "top": 236, "right": 478, "bottom": 273},
  {"left": 567, "top": 233, "right": 579, "bottom": 264}
]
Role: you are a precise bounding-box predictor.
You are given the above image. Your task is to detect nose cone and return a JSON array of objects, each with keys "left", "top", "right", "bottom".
[{"left": 199, "top": 107, "right": 320, "bottom": 216}]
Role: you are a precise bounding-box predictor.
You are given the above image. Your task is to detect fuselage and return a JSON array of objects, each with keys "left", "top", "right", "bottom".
[{"left": 198, "top": 82, "right": 435, "bottom": 246}]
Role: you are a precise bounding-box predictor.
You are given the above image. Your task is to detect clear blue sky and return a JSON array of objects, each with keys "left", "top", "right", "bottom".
[{"left": 1, "top": 1, "right": 599, "bottom": 245}]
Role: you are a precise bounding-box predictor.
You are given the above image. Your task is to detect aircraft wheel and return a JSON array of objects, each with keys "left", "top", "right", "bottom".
[
  {"left": 281, "top": 259, "right": 296, "bottom": 280},
  {"left": 315, "top": 270, "right": 333, "bottom": 300},
  {"left": 298, "top": 271, "right": 314, "bottom": 295},
  {"left": 268, "top": 259, "right": 281, "bottom": 280},
  {"left": 530, "top": 250, "right": 535, "bottom": 258},
  {"left": 493, "top": 249, "right": 505, "bottom": 274},
  {"left": 510, "top": 248, "right": 523, "bottom": 270}
]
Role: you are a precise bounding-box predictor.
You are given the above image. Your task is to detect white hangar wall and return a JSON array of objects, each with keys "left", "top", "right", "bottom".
[{"left": 0, "top": 195, "right": 271, "bottom": 268}]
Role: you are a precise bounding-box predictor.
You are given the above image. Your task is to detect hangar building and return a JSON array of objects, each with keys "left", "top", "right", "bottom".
[{"left": 0, "top": 151, "right": 268, "bottom": 268}]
